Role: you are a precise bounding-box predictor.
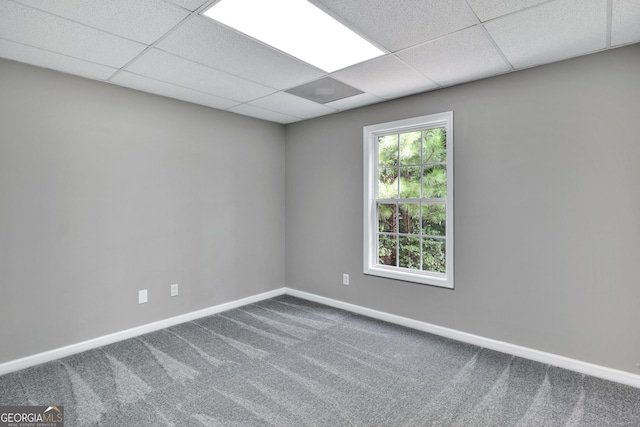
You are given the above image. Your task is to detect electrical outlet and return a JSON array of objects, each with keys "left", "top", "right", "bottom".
[
  {"left": 636, "top": 362, "right": 640, "bottom": 370},
  {"left": 138, "top": 289, "right": 148, "bottom": 304},
  {"left": 343, "top": 274, "right": 349, "bottom": 285},
  {"left": 171, "top": 283, "right": 179, "bottom": 297}
]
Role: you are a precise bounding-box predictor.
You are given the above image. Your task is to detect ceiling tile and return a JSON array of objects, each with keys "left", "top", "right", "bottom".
[
  {"left": 165, "top": 0, "right": 208, "bottom": 12},
  {"left": 485, "top": 0, "right": 607, "bottom": 69},
  {"left": 331, "top": 55, "right": 438, "bottom": 99},
  {"left": 0, "top": 1, "right": 146, "bottom": 68},
  {"left": 249, "top": 92, "right": 337, "bottom": 119},
  {"left": 324, "top": 93, "right": 384, "bottom": 111},
  {"left": 12, "top": 0, "right": 189, "bottom": 45},
  {"left": 125, "top": 49, "right": 276, "bottom": 102},
  {"left": 0, "top": 39, "right": 117, "bottom": 80},
  {"left": 111, "top": 71, "right": 240, "bottom": 110},
  {"left": 315, "top": 0, "right": 476, "bottom": 51},
  {"left": 229, "top": 104, "right": 301, "bottom": 124},
  {"left": 397, "top": 26, "right": 511, "bottom": 87},
  {"left": 612, "top": 0, "right": 640, "bottom": 46},
  {"left": 466, "top": 0, "right": 550, "bottom": 22},
  {"left": 157, "top": 17, "right": 324, "bottom": 90}
]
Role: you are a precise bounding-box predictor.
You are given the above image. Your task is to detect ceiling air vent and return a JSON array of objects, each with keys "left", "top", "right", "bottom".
[{"left": 285, "top": 77, "right": 363, "bottom": 104}]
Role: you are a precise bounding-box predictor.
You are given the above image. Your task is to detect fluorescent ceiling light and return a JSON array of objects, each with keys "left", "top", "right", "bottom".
[{"left": 203, "top": 0, "right": 385, "bottom": 72}]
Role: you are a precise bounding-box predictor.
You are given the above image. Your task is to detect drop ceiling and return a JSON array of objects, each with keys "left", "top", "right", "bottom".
[{"left": 0, "top": 0, "right": 638, "bottom": 124}]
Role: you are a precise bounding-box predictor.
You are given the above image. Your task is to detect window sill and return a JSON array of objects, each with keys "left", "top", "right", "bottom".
[{"left": 364, "top": 265, "right": 453, "bottom": 289}]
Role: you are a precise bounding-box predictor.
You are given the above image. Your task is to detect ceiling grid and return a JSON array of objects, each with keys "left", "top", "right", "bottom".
[{"left": 0, "top": 0, "right": 637, "bottom": 123}]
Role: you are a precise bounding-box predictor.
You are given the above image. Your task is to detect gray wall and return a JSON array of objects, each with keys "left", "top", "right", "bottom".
[
  {"left": 2, "top": 44, "right": 639, "bottom": 376},
  {"left": 0, "top": 58, "right": 286, "bottom": 364},
  {"left": 286, "top": 44, "right": 640, "bottom": 374}
]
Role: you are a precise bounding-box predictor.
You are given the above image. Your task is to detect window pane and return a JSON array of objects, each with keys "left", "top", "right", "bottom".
[
  {"left": 398, "top": 204, "right": 420, "bottom": 234},
  {"left": 378, "top": 235, "right": 397, "bottom": 266},
  {"left": 399, "top": 166, "right": 421, "bottom": 198},
  {"left": 378, "top": 203, "right": 396, "bottom": 232},
  {"left": 399, "top": 236, "right": 420, "bottom": 270},
  {"left": 378, "top": 134, "right": 398, "bottom": 167},
  {"left": 399, "top": 131, "right": 422, "bottom": 165},
  {"left": 423, "top": 165, "right": 447, "bottom": 198},
  {"left": 422, "top": 238, "right": 446, "bottom": 273},
  {"left": 378, "top": 167, "right": 398, "bottom": 198},
  {"left": 422, "top": 204, "right": 446, "bottom": 236},
  {"left": 423, "top": 128, "right": 446, "bottom": 163}
]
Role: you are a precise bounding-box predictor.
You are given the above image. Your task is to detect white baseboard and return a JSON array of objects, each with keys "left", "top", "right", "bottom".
[
  {"left": 0, "top": 288, "right": 287, "bottom": 376},
  {"left": 285, "top": 288, "right": 640, "bottom": 389},
  {"left": 2, "top": 286, "right": 639, "bottom": 389}
]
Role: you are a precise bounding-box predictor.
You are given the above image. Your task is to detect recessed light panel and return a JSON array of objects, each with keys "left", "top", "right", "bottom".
[{"left": 202, "top": 0, "right": 384, "bottom": 72}]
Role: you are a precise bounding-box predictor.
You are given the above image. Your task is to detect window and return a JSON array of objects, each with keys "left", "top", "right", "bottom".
[{"left": 363, "top": 112, "right": 453, "bottom": 288}]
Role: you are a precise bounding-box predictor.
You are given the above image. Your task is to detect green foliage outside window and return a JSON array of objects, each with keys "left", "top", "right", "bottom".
[{"left": 376, "top": 128, "right": 447, "bottom": 274}]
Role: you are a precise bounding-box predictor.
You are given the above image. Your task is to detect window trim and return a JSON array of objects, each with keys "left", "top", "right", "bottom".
[{"left": 363, "top": 112, "right": 454, "bottom": 288}]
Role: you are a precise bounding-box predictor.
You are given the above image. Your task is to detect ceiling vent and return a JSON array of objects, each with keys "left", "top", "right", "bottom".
[{"left": 285, "top": 77, "right": 363, "bottom": 104}]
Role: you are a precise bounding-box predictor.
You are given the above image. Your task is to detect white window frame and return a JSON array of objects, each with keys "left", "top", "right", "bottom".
[{"left": 363, "top": 112, "right": 454, "bottom": 288}]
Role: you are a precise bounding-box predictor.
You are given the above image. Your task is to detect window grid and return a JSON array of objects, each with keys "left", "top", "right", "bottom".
[{"left": 375, "top": 128, "right": 447, "bottom": 274}]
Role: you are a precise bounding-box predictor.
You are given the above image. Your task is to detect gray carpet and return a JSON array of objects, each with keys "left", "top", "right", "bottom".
[{"left": 1, "top": 295, "right": 639, "bottom": 426}]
